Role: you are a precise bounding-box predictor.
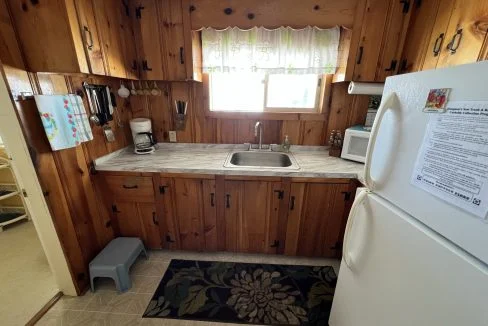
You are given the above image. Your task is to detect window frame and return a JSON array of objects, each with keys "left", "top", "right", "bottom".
[{"left": 204, "top": 73, "right": 331, "bottom": 120}]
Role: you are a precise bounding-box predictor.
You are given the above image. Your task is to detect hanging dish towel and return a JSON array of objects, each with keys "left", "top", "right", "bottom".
[
  {"left": 69, "top": 94, "right": 93, "bottom": 142},
  {"left": 34, "top": 95, "right": 93, "bottom": 151}
]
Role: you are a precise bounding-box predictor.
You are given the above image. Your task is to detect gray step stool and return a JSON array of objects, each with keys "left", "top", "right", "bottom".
[{"left": 89, "top": 237, "right": 147, "bottom": 292}]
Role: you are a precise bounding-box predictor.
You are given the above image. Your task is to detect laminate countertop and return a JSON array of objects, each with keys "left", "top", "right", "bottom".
[{"left": 94, "top": 144, "right": 364, "bottom": 180}]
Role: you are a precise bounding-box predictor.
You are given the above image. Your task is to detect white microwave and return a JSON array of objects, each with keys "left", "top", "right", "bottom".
[{"left": 341, "top": 125, "right": 371, "bottom": 163}]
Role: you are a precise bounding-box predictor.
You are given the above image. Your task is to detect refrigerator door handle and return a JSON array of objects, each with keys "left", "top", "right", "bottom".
[
  {"left": 364, "top": 93, "right": 399, "bottom": 190},
  {"left": 343, "top": 189, "right": 370, "bottom": 271}
]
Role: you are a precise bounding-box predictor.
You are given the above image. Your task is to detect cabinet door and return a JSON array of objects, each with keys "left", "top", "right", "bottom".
[
  {"left": 132, "top": 0, "right": 165, "bottom": 79},
  {"left": 114, "top": 201, "right": 144, "bottom": 238},
  {"left": 285, "top": 183, "right": 350, "bottom": 258},
  {"left": 173, "top": 178, "right": 205, "bottom": 251},
  {"left": 7, "top": 0, "right": 89, "bottom": 73},
  {"left": 154, "top": 176, "right": 179, "bottom": 249},
  {"left": 352, "top": 0, "right": 390, "bottom": 81},
  {"left": 375, "top": 0, "right": 412, "bottom": 80},
  {"left": 0, "top": 0, "right": 26, "bottom": 69},
  {"left": 137, "top": 203, "right": 162, "bottom": 249},
  {"left": 422, "top": 0, "right": 455, "bottom": 70},
  {"left": 158, "top": 0, "right": 187, "bottom": 80},
  {"left": 398, "top": 0, "right": 441, "bottom": 74},
  {"left": 436, "top": 0, "right": 488, "bottom": 68},
  {"left": 75, "top": 0, "right": 106, "bottom": 75},
  {"left": 224, "top": 180, "right": 284, "bottom": 254},
  {"left": 93, "top": 0, "right": 133, "bottom": 78}
]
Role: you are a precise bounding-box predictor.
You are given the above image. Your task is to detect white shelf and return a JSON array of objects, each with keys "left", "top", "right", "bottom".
[
  {"left": 0, "top": 213, "right": 29, "bottom": 230},
  {"left": 0, "top": 190, "right": 19, "bottom": 201}
]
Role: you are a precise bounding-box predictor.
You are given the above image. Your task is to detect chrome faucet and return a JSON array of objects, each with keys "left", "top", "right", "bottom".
[{"left": 254, "top": 121, "right": 263, "bottom": 150}]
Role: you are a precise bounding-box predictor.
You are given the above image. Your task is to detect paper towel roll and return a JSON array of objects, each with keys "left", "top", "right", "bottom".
[{"left": 348, "top": 82, "right": 384, "bottom": 95}]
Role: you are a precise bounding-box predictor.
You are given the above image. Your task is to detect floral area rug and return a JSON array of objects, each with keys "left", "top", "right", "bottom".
[{"left": 143, "top": 259, "right": 337, "bottom": 325}]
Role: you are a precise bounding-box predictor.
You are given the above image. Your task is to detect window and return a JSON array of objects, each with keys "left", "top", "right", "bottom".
[
  {"left": 209, "top": 73, "right": 323, "bottom": 112},
  {"left": 202, "top": 26, "right": 339, "bottom": 114}
]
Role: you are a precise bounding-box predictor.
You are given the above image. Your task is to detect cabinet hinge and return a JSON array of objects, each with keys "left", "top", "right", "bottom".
[
  {"left": 22, "top": 189, "right": 27, "bottom": 197},
  {"left": 89, "top": 161, "right": 98, "bottom": 175},
  {"left": 385, "top": 60, "right": 398, "bottom": 72},
  {"left": 341, "top": 192, "right": 352, "bottom": 201},
  {"left": 270, "top": 240, "right": 280, "bottom": 248},
  {"left": 166, "top": 234, "right": 175, "bottom": 243},
  {"left": 159, "top": 185, "right": 168, "bottom": 194},
  {"left": 122, "top": 0, "right": 130, "bottom": 16},
  {"left": 400, "top": 0, "right": 410, "bottom": 13},
  {"left": 273, "top": 190, "right": 284, "bottom": 199},
  {"left": 135, "top": 6, "right": 145, "bottom": 19},
  {"left": 111, "top": 204, "right": 119, "bottom": 213}
]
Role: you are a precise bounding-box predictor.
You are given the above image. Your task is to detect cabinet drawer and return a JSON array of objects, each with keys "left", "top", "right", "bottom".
[{"left": 104, "top": 175, "right": 154, "bottom": 202}]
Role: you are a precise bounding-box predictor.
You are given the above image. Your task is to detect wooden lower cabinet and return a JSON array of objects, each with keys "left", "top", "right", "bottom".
[
  {"left": 284, "top": 182, "right": 354, "bottom": 258},
  {"left": 112, "top": 201, "right": 162, "bottom": 249},
  {"left": 223, "top": 180, "right": 288, "bottom": 254},
  {"left": 103, "top": 173, "right": 357, "bottom": 258}
]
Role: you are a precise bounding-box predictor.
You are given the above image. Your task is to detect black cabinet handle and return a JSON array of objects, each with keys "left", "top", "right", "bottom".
[
  {"left": 384, "top": 60, "right": 398, "bottom": 72},
  {"left": 135, "top": 6, "right": 145, "bottom": 19},
  {"left": 122, "top": 185, "right": 138, "bottom": 189},
  {"left": 142, "top": 60, "right": 153, "bottom": 71},
  {"left": 226, "top": 194, "right": 230, "bottom": 208},
  {"left": 433, "top": 33, "right": 444, "bottom": 57},
  {"left": 290, "top": 196, "right": 295, "bottom": 210},
  {"left": 180, "top": 47, "right": 185, "bottom": 64},
  {"left": 356, "top": 46, "right": 364, "bottom": 65},
  {"left": 273, "top": 190, "right": 284, "bottom": 199},
  {"left": 447, "top": 29, "right": 463, "bottom": 54},
  {"left": 83, "top": 26, "right": 94, "bottom": 50},
  {"left": 152, "top": 212, "right": 159, "bottom": 225},
  {"left": 159, "top": 185, "right": 168, "bottom": 194},
  {"left": 210, "top": 193, "right": 215, "bottom": 207},
  {"left": 400, "top": 0, "right": 410, "bottom": 13},
  {"left": 165, "top": 234, "right": 175, "bottom": 243}
]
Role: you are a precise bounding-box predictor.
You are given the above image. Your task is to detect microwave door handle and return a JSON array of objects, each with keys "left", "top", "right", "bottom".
[
  {"left": 343, "top": 189, "right": 370, "bottom": 271},
  {"left": 363, "top": 93, "right": 399, "bottom": 190}
]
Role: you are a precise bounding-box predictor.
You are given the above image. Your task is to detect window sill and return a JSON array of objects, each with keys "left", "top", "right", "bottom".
[{"left": 205, "top": 111, "right": 327, "bottom": 121}]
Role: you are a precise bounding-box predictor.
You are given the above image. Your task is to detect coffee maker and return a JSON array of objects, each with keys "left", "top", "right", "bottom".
[{"left": 129, "top": 118, "right": 156, "bottom": 154}]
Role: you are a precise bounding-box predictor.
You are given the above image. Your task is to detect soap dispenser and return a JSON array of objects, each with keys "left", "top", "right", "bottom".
[{"left": 282, "top": 135, "right": 291, "bottom": 152}]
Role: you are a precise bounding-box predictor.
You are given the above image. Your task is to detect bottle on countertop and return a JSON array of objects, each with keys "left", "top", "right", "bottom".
[{"left": 282, "top": 135, "right": 291, "bottom": 152}]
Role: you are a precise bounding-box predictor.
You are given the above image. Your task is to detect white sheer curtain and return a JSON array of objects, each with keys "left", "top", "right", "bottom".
[{"left": 201, "top": 26, "right": 340, "bottom": 74}]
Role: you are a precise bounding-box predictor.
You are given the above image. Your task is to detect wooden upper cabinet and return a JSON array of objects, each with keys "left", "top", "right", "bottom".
[
  {"left": 0, "top": 0, "right": 25, "bottom": 69},
  {"left": 422, "top": 0, "right": 455, "bottom": 71},
  {"left": 284, "top": 182, "right": 352, "bottom": 258},
  {"left": 92, "top": 0, "right": 138, "bottom": 79},
  {"left": 436, "top": 0, "right": 488, "bottom": 68},
  {"left": 7, "top": 0, "right": 90, "bottom": 73}
]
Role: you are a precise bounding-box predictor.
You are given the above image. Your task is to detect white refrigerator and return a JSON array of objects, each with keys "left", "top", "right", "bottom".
[{"left": 329, "top": 62, "right": 488, "bottom": 326}]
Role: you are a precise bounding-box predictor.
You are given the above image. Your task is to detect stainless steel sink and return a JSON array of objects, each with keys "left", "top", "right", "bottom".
[{"left": 224, "top": 151, "right": 300, "bottom": 169}]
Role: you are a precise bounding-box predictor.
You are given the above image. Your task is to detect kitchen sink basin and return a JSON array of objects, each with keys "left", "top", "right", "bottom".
[{"left": 224, "top": 151, "right": 300, "bottom": 169}]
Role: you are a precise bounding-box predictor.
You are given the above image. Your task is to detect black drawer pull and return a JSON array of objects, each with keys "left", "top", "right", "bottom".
[
  {"left": 447, "top": 29, "right": 463, "bottom": 54},
  {"left": 122, "top": 185, "right": 138, "bottom": 189},
  {"left": 356, "top": 46, "right": 364, "bottom": 65},
  {"left": 180, "top": 47, "right": 185, "bottom": 64},
  {"left": 290, "top": 196, "right": 295, "bottom": 210},
  {"left": 83, "top": 26, "right": 94, "bottom": 50},
  {"left": 210, "top": 193, "right": 215, "bottom": 207},
  {"left": 433, "top": 33, "right": 444, "bottom": 56},
  {"left": 226, "top": 194, "right": 231, "bottom": 208}
]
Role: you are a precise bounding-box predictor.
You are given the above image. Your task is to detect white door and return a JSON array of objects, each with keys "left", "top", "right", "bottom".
[
  {"left": 329, "top": 190, "right": 488, "bottom": 326},
  {"left": 365, "top": 61, "right": 488, "bottom": 264}
]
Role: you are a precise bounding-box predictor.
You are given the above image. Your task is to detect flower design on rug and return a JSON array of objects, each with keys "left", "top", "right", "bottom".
[{"left": 227, "top": 269, "right": 308, "bottom": 325}]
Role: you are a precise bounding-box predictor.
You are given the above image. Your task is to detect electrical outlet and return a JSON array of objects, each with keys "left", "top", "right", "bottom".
[{"left": 169, "top": 131, "right": 177, "bottom": 142}]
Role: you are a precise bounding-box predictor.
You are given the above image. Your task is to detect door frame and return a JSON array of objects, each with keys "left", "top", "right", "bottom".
[{"left": 0, "top": 66, "right": 76, "bottom": 295}]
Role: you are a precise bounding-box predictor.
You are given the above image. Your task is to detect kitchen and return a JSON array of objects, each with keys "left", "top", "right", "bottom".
[{"left": 0, "top": 0, "right": 487, "bottom": 325}]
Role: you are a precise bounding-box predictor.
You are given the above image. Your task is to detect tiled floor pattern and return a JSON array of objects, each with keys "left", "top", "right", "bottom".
[
  {"left": 37, "top": 250, "right": 340, "bottom": 326},
  {"left": 0, "top": 220, "right": 58, "bottom": 326}
]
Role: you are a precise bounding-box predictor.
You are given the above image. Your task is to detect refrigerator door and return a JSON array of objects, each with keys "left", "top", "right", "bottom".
[
  {"left": 365, "top": 61, "right": 488, "bottom": 264},
  {"left": 330, "top": 191, "right": 488, "bottom": 326}
]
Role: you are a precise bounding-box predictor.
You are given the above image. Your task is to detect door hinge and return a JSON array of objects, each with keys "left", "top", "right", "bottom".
[
  {"left": 111, "top": 204, "right": 120, "bottom": 213},
  {"left": 273, "top": 190, "right": 284, "bottom": 199},
  {"left": 385, "top": 60, "right": 398, "bottom": 72},
  {"left": 400, "top": 0, "right": 410, "bottom": 13},
  {"left": 166, "top": 234, "right": 175, "bottom": 243},
  {"left": 341, "top": 191, "right": 352, "bottom": 201},
  {"left": 89, "top": 161, "right": 98, "bottom": 175},
  {"left": 135, "top": 6, "right": 144, "bottom": 19},
  {"left": 399, "top": 59, "right": 408, "bottom": 73},
  {"left": 22, "top": 189, "right": 28, "bottom": 197},
  {"left": 270, "top": 240, "right": 280, "bottom": 248},
  {"left": 159, "top": 185, "right": 168, "bottom": 194}
]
